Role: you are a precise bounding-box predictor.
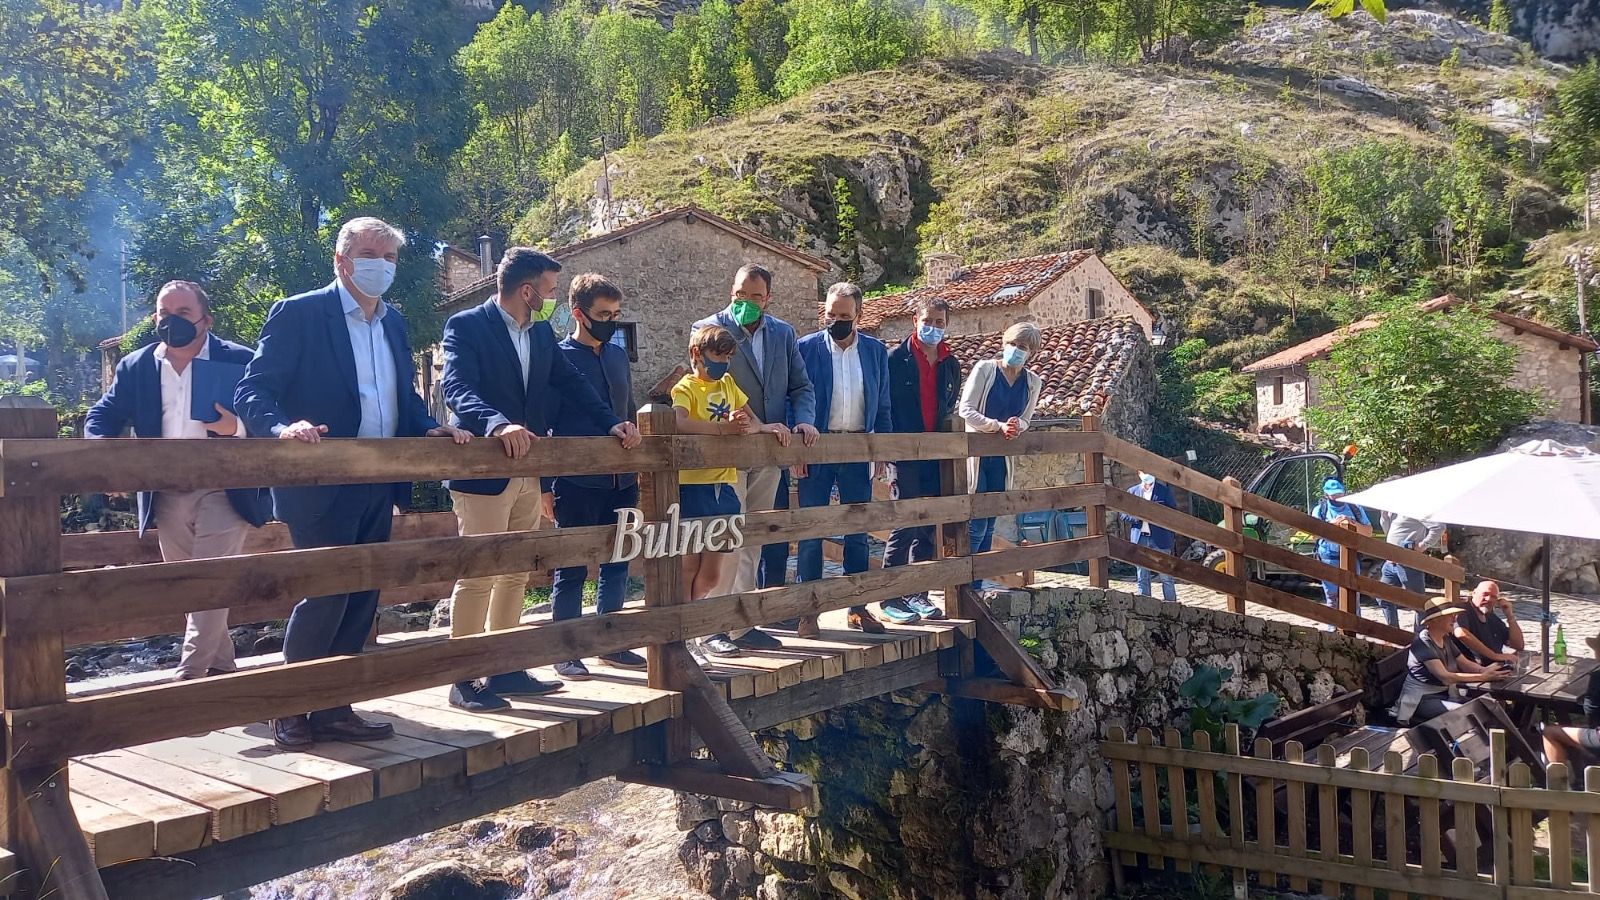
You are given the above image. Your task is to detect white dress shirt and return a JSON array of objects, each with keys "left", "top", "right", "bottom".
[
  {"left": 338, "top": 281, "right": 400, "bottom": 439},
  {"left": 155, "top": 339, "right": 245, "bottom": 438},
  {"left": 496, "top": 302, "right": 535, "bottom": 386},
  {"left": 826, "top": 337, "right": 867, "bottom": 433}
]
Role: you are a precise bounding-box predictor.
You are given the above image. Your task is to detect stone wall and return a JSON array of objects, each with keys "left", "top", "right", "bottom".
[
  {"left": 677, "top": 585, "right": 1381, "bottom": 900},
  {"left": 1252, "top": 367, "right": 1311, "bottom": 431},
  {"left": 1497, "top": 322, "right": 1587, "bottom": 423}
]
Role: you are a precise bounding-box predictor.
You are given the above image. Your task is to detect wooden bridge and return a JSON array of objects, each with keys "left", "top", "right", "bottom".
[{"left": 0, "top": 396, "right": 1451, "bottom": 899}]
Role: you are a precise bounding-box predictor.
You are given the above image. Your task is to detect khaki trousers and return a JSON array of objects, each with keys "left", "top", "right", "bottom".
[
  {"left": 722, "top": 465, "right": 781, "bottom": 638},
  {"left": 156, "top": 490, "right": 250, "bottom": 677},
  {"left": 449, "top": 477, "right": 543, "bottom": 637}
]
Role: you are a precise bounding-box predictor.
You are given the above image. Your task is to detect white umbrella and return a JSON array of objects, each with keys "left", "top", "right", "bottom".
[{"left": 1343, "top": 441, "right": 1600, "bottom": 668}]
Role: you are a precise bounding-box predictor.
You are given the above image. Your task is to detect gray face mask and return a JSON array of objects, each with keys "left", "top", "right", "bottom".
[{"left": 350, "top": 258, "right": 396, "bottom": 298}]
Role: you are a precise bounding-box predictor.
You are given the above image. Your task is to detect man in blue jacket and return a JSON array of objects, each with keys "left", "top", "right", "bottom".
[
  {"left": 86, "top": 280, "right": 270, "bottom": 681},
  {"left": 235, "top": 217, "right": 472, "bottom": 749},
  {"left": 692, "top": 264, "right": 817, "bottom": 652},
  {"left": 882, "top": 297, "right": 962, "bottom": 620},
  {"left": 543, "top": 273, "right": 647, "bottom": 682},
  {"left": 1121, "top": 471, "right": 1179, "bottom": 602},
  {"left": 792, "top": 283, "right": 893, "bottom": 638},
  {"left": 440, "top": 249, "right": 640, "bottom": 711}
]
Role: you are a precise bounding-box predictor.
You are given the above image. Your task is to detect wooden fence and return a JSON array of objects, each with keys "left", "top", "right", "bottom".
[
  {"left": 1104, "top": 725, "right": 1600, "bottom": 899},
  {"left": 0, "top": 391, "right": 1468, "bottom": 899}
]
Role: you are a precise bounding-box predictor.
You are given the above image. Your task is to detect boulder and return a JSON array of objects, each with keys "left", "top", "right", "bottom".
[
  {"left": 1454, "top": 423, "right": 1600, "bottom": 595},
  {"left": 382, "top": 860, "right": 513, "bottom": 900}
]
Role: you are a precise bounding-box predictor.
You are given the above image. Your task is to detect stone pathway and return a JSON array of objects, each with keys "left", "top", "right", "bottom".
[{"left": 1031, "top": 569, "right": 1600, "bottom": 659}]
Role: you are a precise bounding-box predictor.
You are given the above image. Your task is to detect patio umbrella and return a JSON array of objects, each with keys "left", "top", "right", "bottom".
[{"left": 1342, "top": 440, "right": 1600, "bottom": 669}]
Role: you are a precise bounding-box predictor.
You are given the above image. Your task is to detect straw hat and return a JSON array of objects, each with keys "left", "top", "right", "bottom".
[{"left": 1419, "top": 596, "right": 1468, "bottom": 627}]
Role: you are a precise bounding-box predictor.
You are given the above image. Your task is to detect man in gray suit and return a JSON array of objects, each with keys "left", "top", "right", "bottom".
[{"left": 693, "top": 264, "right": 818, "bottom": 651}]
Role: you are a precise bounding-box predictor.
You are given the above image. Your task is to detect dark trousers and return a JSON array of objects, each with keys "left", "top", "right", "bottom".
[
  {"left": 797, "top": 461, "right": 872, "bottom": 582},
  {"left": 758, "top": 469, "right": 790, "bottom": 589},
  {"left": 884, "top": 459, "right": 941, "bottom": 601},
  {"left": 282, "top": 483, "right": 394, "bottom": 726},
  {"left": 551, "top": 480, "right": 638, "bottom": 620},
  {"left": 968, "top": 455, "right": 1008, "bottom": 559}
]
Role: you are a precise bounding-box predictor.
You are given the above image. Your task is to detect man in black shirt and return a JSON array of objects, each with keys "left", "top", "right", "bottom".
[{"left": 1452, "top": 581, "right": 1524, "bottom": 667}]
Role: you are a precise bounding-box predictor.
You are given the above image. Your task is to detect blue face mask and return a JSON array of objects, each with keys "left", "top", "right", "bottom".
[
  {"left": 918, "top": 324, "right": 945, "bottom": 346},
  {"left": 1139, "top": 473, "right": 1156, "bottom": 487},
  {"left": 1002, "top": 345, "right": 1027, "bottom": 368},
  {"left": 702, "top": 359, "right": 730, "bottom": 381}
]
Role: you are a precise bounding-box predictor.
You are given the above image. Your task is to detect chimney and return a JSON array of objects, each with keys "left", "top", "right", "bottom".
[
  {"left": 477, "top": 235, "right": 494, "bottom": 277},
  {"left": 923, "top": 252, "right": 962, "bottom": 288}
]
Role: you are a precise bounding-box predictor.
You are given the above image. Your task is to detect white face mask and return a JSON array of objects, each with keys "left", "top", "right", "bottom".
[{"left": 349, "top": 257, "right": 396, "bottom": 298}]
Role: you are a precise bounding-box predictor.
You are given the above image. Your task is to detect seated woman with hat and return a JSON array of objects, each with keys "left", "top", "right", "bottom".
[{"left": 1391, "top": 596, "right": 1512, "bottom": 726}]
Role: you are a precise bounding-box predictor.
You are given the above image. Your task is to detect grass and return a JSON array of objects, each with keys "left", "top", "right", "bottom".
[{"left": 523, "top": 576, "right": 647, "bottom": 611}]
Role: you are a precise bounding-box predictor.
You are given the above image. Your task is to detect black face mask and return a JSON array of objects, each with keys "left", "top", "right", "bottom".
[
  {"left": 156, "top": 313, "right": 199, "bottom": 349},
  {"left": 828, "top": 318, "right": 855, "bottom": 341},
  {"left": 585, "top": 316, "right": 619, "bottom": 344}
]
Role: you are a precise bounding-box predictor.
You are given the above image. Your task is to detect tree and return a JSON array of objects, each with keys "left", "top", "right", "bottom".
[
  {"left": 1488, "top": 0, "right": 1511, "bottom": 33},
  {"left": 0, "top": 0, "right": 145, "bottom": 288},
  {"left": 663, "top": 0, "right": 742, "bottom": 128},
  {"left": 0, "top": 231, "right": 47, "bottom": 384},
  {"left": 1546, "top": 61, "right": 1600, "bottom": 195},
  {"left": 775, "top": 0, "right": 922, "bottom": 98},
  {"left": 138, "top": 0, "right": 472, "bottom": 339},
  {"left": 1308, "top": 0, "right": 1386, "bottom": 23},
  {"left": 1306, "top": 302, "right": 1543, "bottom": 486}
]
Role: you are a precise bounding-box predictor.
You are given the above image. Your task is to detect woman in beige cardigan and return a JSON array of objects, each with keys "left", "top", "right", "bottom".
[{"left": 959, "top": 322, "right": 1043, "bottom": 572}]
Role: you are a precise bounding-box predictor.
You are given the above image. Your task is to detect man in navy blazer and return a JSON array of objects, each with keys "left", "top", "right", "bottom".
[
  {"left": 439, "top": 248, "right": 640, "bottom": 712},
  {"left": 235, "top": 217, "right": 471, "bottom": 749},
  {"left": 86, "top": 280, "right": 270, "bottom": 681},
  {"left": 692, "top": 264, "right": 817, "bottom": 651},
  {"left": 1120, "top": 471, "right": 1180, "bottom": 602},
  {"left": 791, "top": 283, "right": 892, "bottom": 638}
]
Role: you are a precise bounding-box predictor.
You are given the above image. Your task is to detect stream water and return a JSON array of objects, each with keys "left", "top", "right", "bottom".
[{"left": 237, "top": 779, "right": 710, "bottom": 899}]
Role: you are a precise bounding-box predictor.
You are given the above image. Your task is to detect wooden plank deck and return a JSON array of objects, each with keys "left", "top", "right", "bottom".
[{"left": 68, "top": 613, "right": 971, "bottom": 877}]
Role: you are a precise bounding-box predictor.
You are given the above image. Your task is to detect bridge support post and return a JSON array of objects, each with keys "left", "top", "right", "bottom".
[
  {"left": 1221, "top": 476, "right": 1245, "bottom": 616},
  {"left": 1082, "top": 415, "right": 1109, "bottom": 589},
  {"left": 1338, "top": 543, "right": 1359, "bottom": 636},
  {"left": 0, "top": 397, "right": 109, "bottom": 900},
  {"left": 936, "top": 416, "right": 975, "bottom": 675}
]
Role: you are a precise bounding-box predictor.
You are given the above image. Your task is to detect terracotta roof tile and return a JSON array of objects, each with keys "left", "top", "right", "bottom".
[
  {"left": 1242, "top": 294, "right": 1598, "bottom": 374},
  {"left": 945, "top": 316, "right": 1147, "bottom": 417},
  {"left": 859, "top": 250, "right": 1097, "bottom": 331}
]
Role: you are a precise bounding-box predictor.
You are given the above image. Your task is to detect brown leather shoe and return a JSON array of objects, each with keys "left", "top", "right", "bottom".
[
  {"left": 311, "top": 712, "right": 394, "bottom": 743},
  {"left": 796, "top": 615, "right": 821, "bottom": 639},
  {"left": 847, "top": 607, "right": 885, "bottom": 634},
  {"left": 272, "top": 715, "right": 314, "bottom": 749}
]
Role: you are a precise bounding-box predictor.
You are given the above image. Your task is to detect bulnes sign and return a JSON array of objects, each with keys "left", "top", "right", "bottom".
[{"left": 610, "top": 506, "right": 746, "bottom": 563}]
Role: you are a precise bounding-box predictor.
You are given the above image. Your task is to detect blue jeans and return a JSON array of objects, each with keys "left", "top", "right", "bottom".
[
  {"left": 1317, "top": 544, "right": 1342, "bottom": 610},
  {"left": 968, "top": 456, "right": 1008, "bottom": 582},
  {"left": 884, "top": 459, "right": 941, "bottom": 602},
  {"left": 550, "top": 480, "right": 639, "bottom": 621},
  {"left": 282, "top": 482, "right": 394, "bottom": 726},
  {"left": 1379, "top": 560, "right": 1422, "bottom": 628},
  {"left": 1135, "top": 531, "right": 1178, "bottom": 602},
  {"left": 797, "top": 462, "right": 872, "bottom": 581}
]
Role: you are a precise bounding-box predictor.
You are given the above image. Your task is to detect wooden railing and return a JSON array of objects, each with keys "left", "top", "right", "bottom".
[
  {"left": 1103, "top": 725, "right": 1600, "bottom": 899},
  {"left": 0, "top": 393, "right": 1465, "bottom": 899}
]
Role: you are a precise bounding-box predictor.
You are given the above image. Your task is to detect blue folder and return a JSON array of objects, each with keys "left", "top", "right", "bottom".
[{"left": 189, "top": 358, "right": 246, "bottom": 425}]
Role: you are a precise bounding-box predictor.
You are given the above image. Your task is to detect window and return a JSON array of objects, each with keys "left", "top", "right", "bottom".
[
  {"left": 612, "top": 321, "right": 640, "bottom": 362},
  {"left": 1273, "top": 376, "right": 1284, "bottom": 406},
  {"left": 992, "top": 284, "right": 1026, "bottom": 301},
  {"left": 1086, "top": 288, "right": 1104, "bottom": 319}
]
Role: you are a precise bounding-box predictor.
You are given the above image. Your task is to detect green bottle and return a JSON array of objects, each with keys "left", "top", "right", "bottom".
[{"left": 1556, "top": 625, "right": 1569, "bottom": 666}]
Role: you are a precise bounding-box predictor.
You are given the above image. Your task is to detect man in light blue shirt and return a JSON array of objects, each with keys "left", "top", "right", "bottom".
[{"left": 236, "top": 216, "right": 470, "bottom": 750}]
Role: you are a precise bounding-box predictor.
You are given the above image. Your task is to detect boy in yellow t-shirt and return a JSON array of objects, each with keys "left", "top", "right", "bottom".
[{"left": 671, "top": 324, "right": 791, "bottom": 659}]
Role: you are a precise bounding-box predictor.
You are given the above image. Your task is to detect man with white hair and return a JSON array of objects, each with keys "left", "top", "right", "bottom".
[{"left": 237, "top": 216, "right": 471, "bottom": 750}]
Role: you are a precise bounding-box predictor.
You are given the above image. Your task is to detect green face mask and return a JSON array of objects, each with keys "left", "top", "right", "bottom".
[
  {"left": 731, "top": 299, "right": 763, "bottom": 327},
  {"left": 531, "top": 297, "right": 557, "bottom": 322}
]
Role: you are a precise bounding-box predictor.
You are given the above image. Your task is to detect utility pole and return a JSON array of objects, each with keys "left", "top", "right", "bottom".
[{"left": 1567, "top": 247, "right": 1593, "bottom": 340}]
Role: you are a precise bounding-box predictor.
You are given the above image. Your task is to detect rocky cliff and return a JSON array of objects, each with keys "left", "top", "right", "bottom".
[
  {"left": 518, "top": 10, "right": 1567, "bottom": 294},
  {"left": 675, "top": 583, "right": 1381, "bottom": 900}
]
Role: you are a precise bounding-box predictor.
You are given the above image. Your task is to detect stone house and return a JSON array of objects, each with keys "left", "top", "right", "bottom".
[
  {"left": 438, "top": 205, "right": 831, "bottom": 412},
  {"left": 1243, "top": 295, "right": 1596, "bottom": 442},
  {"left": 946, "top": 316, "right": 1156, "bottom": 543},
  {"left": 858, "top": 250, "right": 1157, "bottom": 344}
]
